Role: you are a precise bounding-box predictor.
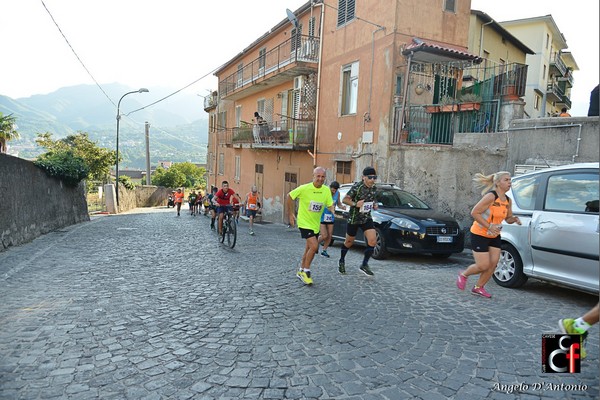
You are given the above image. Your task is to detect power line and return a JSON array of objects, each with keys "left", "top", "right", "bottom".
[{"left": 40, "top": 0, "right": 116, "bottom": 108}]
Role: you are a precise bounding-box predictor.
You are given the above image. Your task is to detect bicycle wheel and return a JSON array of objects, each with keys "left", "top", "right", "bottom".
[
  {"left": 226, "top": 217, "right": 237, "bottom": 249},
  {"left": 220, "top": 218, "right": 226, "bottom": 243}
]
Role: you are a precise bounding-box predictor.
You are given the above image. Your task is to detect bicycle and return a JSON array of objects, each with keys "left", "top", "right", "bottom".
[{"left": 220, "top": 210, "right": 237, "bottom": 249}]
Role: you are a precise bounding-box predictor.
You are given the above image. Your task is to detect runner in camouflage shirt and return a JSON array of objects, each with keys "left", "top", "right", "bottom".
[{"left": 338, "top": 166, "right": 379, "bottom": 276}]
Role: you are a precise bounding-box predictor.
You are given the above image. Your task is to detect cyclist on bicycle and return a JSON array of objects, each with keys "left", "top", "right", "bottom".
[{"left": 214, "top": 181, "right": 236, "bottom": 235}]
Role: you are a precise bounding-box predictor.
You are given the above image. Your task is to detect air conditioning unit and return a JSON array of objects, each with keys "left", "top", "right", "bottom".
[{"left": 294, "top": 76, "right": 305, "bottom": 90}]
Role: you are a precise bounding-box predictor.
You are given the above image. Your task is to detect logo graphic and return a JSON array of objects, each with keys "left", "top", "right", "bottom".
[{"left": 542, "top": 334, "right": 581, "bottom": 373}]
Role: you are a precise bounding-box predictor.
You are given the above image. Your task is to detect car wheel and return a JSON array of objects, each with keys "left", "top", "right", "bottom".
[
  {"left": 431, "top": 253, "right": 452, "bottom": 259},
  {"left": 372, "top": 228, "right": 389, "bottom": 260},
  {"left": 493, "top": 243, "right": 528, "bottom": 288}
]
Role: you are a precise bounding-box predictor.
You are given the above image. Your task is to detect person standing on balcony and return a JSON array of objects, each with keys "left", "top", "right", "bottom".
[
  {"left": 287, "top": 167, "right": 334, "bottom": 285},
  {"left": 456, "top": 172, "right": 521, "bottom": 298},
  {"left": 253, "top": 112, "right": 265, "bottom": 144}
]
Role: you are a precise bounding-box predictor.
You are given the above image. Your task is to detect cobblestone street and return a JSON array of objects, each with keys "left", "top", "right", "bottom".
[{"left": 1, "top": 207, "right": 598, "bottom": 399}]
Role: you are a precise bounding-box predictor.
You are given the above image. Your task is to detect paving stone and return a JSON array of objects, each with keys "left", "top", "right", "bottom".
[{"left": 0, "top": 207, "right": 597, "bottom": 399}]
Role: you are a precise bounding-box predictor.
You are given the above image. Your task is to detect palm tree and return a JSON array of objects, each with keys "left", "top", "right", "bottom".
[{"left": 0, "top": 113, "right": 20, "bottom": 153}]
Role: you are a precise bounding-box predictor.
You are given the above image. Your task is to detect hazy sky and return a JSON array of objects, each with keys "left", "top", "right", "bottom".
[{"left": 2, "top": 0, "right": 598, "bottom": 116}]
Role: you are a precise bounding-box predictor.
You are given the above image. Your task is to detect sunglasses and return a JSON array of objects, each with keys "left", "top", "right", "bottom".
[{"left": 366, "top": 175, "right": 378, "bottom": 180}]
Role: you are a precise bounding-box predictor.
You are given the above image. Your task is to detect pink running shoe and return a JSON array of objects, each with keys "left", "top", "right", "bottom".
[
  {"left": 471, "top": 286, "right": 492, "bottom": 298},
  {"left": 456, "top": 271, "right": 467, "bottom": 290}
]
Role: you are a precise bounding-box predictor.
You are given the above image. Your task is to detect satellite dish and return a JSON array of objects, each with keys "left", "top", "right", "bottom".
[{"left": 286, "top": 8, "right": 298, "bottom": 28}]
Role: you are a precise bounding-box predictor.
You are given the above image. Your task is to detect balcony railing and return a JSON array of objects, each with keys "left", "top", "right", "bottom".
[
  {"left": 556, "top": 94, "right": 572, "bottom": 109},
  {"left": 393, "top": 100, "right": 500, "bottom": 145},
  {"left": 546, "top": 82, "right": 565, "bottom": 102},
  {"left": 231, "top": 117, "right": 314, "bottom": 149},
  {"left": 550, "top": 53, "right": 568, "bottom": 76},
  {"left": 218, "top": 35, "right": 319, "bottom": 98}
]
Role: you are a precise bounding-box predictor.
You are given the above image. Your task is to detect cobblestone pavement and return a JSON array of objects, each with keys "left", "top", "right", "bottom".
[{"left": 0, "top": 207, "right": 598, "bottom": 399}]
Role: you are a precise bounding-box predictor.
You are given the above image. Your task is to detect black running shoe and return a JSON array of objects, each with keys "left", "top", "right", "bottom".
[
  {"left": 338, "top": 260, "right": 346, "bottom": 274},
  {"left": 360, "top": 264, "right": 374, "bottom": 276}
]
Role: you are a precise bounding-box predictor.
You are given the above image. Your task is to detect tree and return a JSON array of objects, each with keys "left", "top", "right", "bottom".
[
  {"left": 35, "top": 132, "right": 116, "bottom": 182},
  {"left": 151, "top": 162, "right": 206, "bottom": 189},
  {"left": 151, "top": 166, "right": 187, "bottom": 188},
  {"left": 0, "top": 113, "right": 20, "bottom": 153}
]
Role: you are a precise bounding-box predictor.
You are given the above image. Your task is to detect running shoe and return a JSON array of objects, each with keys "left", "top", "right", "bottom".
[
  {"left": 296, "top": 270, "right": 313, "bottom": 285},
  {"left": 321, "top": 250, "right": 330, "bottom": 258},
  {"left": 360, "top": 264, "right": 374, "bottom": 276},
  {"left": 456, "top": 271, "right": 467, "bottom": 290},
  {"left": 249, "top": 230, "right": 254, "bottom": 235},
  {"left": 559, "top": 319, "right": 588, "bottom": 359},
  {"left": 471, "top": 286, "right": 491, "bottom": 298},
  {"left": 338, "top": 260, "right": 346, "bottom": 274}
]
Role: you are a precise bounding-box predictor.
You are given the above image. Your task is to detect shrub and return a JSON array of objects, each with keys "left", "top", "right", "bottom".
[{"left": 34, "top": 150, "right": 89, "bottom": 187}]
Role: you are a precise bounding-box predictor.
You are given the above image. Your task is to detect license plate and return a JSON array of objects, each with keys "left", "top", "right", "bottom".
[{"left": 437, "top": 236, "right": 453, "bottom": 243}]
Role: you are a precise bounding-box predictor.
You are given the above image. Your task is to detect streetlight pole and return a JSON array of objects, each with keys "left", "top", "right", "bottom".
[{"left": 115, "top": 88, "right": 149, "bottom": 206}]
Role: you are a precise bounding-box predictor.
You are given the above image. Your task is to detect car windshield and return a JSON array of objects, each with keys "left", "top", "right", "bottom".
[{"left": 376, "top": 188, "right": 430, "bottom": 209}]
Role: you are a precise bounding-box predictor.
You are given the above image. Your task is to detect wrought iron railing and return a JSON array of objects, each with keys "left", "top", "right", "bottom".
[
  {"left": 231, "top": 118, "right": 314, "bottom": 148},
  {"left": 393, "top": 100, "right": 500, "bottom": 145},
  {"left": 218, "top": 35, "right": 319, "bottom": 98}
]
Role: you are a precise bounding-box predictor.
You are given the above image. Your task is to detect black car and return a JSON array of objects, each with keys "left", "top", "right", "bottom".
[{"left": 331, "top": 183, "right": 465, "bottom": 259}]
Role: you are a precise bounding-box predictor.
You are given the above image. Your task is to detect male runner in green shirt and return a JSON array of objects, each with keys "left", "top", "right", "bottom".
[{"left": 287, "top": 167, "right": 334, "bottom": 285}]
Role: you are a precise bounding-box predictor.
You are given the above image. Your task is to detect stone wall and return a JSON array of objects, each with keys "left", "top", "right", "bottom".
[{"left": 0, "top": 153, "right": 90, "bottom": 251}]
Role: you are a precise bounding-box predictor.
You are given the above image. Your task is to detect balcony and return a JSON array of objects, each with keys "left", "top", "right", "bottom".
[
  {"left": 550, "top": 53, "right": 568, "bottom": 77},
  {"left": 555, "top": 94, "right": 572, "bottom": 109},
  {"left": 546, "top": 82, "right": 565, "bottom": 102},
  {"left": 218, "top": 35, "right": 319, "bottom": 101},
  {"left": 203, "top": 92, "right": 218, "bottom": 112},
  {"left": 230, "top": 117, "right": 314, "bottom": 150}
]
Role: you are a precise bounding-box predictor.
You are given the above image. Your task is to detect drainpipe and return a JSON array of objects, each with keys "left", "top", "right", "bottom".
[
  {"left": 478, "top": 20, "right": 493, "bottom": 80},
  {"left": 311, "top": 0, "right": 325, "bottom": 167},
  {"left": 367, "top": 25, "right": 386, "bottom": 120},
  {"left": 507, "top": 123, "right": 583, "bottom": 163}
]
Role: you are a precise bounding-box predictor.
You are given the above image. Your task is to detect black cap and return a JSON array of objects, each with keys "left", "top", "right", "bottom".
[
  {"left": 363, "top": 166, "right": 376, "bottom": 176},
  {"left": 330, "top": 181, "right": 340, "bottom": 189}
]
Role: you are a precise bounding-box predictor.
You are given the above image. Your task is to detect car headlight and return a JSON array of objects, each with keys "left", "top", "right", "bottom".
[{"left": 391, "top": 217, "right": 420, "bottom": 231}]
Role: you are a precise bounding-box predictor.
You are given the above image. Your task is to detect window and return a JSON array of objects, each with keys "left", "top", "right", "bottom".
[
  {"left": 341, "top": 62, "right": 359, "bottom": 115},
  {"left": 337, "top": 0, "right": 355, "bottom": 27},
  {"left": 291, "top": 24, "right": 302, "bottom": 53},
  {"left": 237, "top": 63, "right": 243, "bottom": 87},
  {"left": 285, "top": 172, "right": 297, "bottom": 184},
  {"left": 545, "top": 173, "right": 599, "bottom": 213},
  {"left": 546, "top": 34, "right": 550, "bottom": 49},
  {"left": 543, "top": 65, "right": 547, "bottom": 80},
  {"left": 259, "top": 48, "right": 266, "bottom": 74},
  {"left": 444, "top": 0, "right": 456, "bottom": 12},
  {"left": 218, "top": 153, "right": 225, "bottom": 175},
  {"left": 255, "top": 164, "right": 263, "bottom": 174},
  {"left": 395, "top": 75, "right": 402, "bottom": 96},
  {"left": 218, "top": 111, "right": 227, "bottom": 130},
  {"left": 308, "top": 16, "right": 316, "bottom": 37},
  {"left": 207, "top": 152, "right": 213, "bottom": 173},
  {"left": 234, "top": 155, "right": 241, "bottom": 181},
  {"left": 336, "top": 161, "right": 352, "bottom": 183},
  {"left": 534, "top": 94, "right": 541, "bottom": 110},
  {"left": 511, "top": 175, "right": 541, "bottom": 210},
  {"left": 235, "top": 105, "right": 242, "bottom": 127}
]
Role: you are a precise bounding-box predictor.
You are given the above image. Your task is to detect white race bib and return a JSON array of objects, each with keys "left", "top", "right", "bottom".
[
  {"left": 323, "top": 213, "right": 334, "bottom": 222},
  {"left": 248, "top": 203, "right": 257, "bottom": 210},
  {"left": 308, "top": 201, "right": 324, "bottom": 212},
  {"left": 360, "top": 201, "right": 374, "bottom": 213}
]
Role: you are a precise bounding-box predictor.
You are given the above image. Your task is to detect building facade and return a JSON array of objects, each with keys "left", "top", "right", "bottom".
[{"left": 499, "top": 15, "right": 578, "bottom": 118}]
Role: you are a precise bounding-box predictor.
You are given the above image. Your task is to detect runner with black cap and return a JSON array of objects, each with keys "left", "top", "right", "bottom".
[{"left": 338, "top": 166, "right": 379, "bottom": 276}]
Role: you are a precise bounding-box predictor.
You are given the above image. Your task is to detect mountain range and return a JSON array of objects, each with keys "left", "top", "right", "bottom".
[{"left": 0, "top": 83, "right": 208, "bottom": 169}]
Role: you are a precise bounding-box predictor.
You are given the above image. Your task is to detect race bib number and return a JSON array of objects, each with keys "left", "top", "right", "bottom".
[
  {"left": 360, "top": 201, "right": 374, "bottom": 213},
  {"left": 308, "top": 201, "right": 324, "bottom": 212},
  {"left": 248, "top": 203, "right": 257, "bottom": 210},
  {"left": 323, "top": 213, "right": 334, "bottom": 223}
]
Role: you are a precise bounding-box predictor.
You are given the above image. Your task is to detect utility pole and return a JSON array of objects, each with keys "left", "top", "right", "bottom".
[{"left": 145, "top": 121, "right": 151, "bottom": 185}]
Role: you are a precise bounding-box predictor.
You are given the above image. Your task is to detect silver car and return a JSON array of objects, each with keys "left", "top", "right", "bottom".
[{"left": 493, "top": 162, "right": 599, "bottom": 293}]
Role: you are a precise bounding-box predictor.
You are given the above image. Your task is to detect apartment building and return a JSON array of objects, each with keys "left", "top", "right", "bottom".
[
  {"left": 206, "top": 0, "right": 524, "bottom": 223},
  {"left": 499, "top": 15, "right": 578, "bottom": 118}
]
